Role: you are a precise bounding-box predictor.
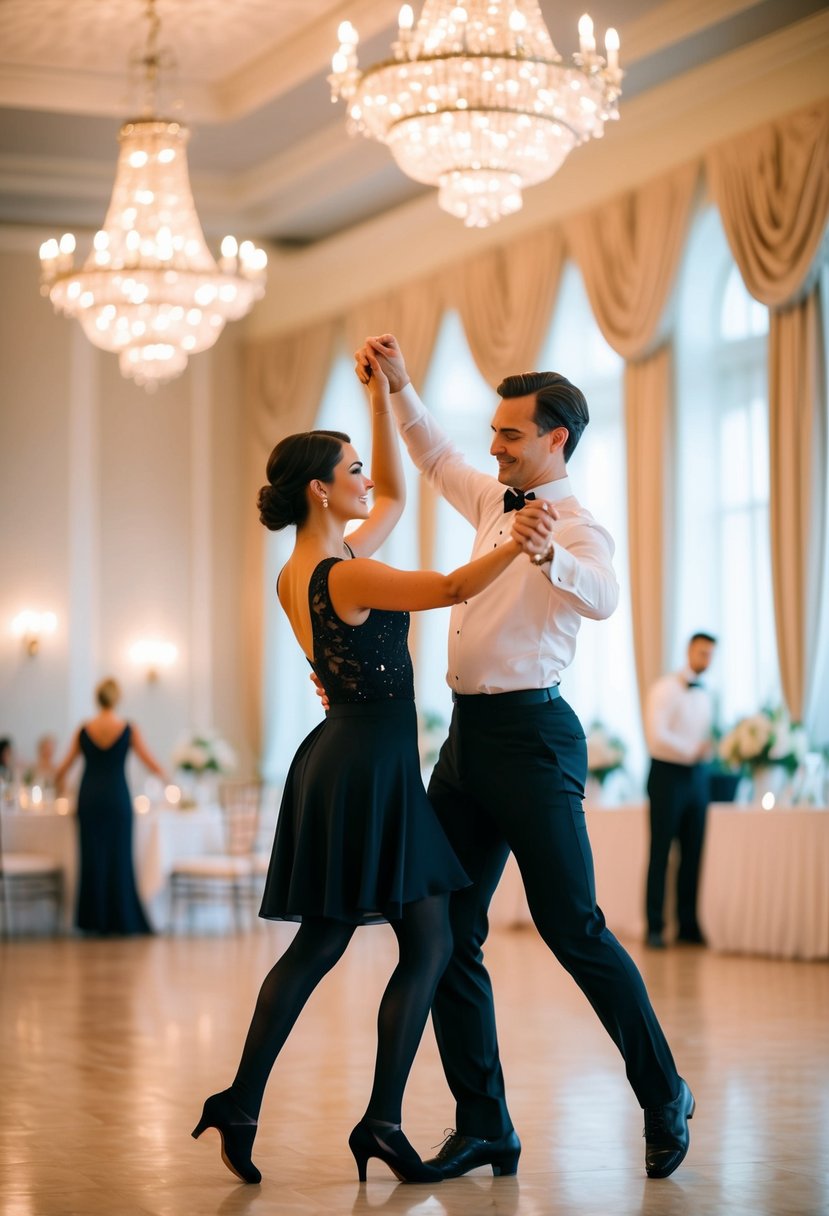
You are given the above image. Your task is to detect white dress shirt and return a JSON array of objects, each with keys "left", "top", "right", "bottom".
[
  {"left": 645, "top": 667, "right": 713, "bottom": 765},
  {"left": 391, "top": 384, "right": 619, "bottom": 694}
]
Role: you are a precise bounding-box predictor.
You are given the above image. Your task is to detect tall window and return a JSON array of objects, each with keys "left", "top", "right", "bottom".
[{"left": 675, "top": 207, "right": 776, "bottom": 730}]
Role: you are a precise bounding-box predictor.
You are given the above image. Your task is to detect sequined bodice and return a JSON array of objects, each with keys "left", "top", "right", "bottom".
[{"left": 309, "top": 557, "right": 414, "bottom": 704}]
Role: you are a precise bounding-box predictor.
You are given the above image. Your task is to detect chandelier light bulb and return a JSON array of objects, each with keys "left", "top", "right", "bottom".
[
  {"left": 330, "top": 0, "right": 623, "bottom": 227},
  {"left": 605, "top": 26, "right": 620, "bottom": 71},
  {"left": 337, "top": 21, "right": 359, "bottom": 46},
  {"left": 578, "top": 13, "right": 595, "bottom": 54},
  {"left": 37, "top": 0, "right": 267, "bottom": 389}
]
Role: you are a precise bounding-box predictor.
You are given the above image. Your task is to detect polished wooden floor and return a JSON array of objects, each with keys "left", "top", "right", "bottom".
[{"left": 1, "top": 923, "right": 828, "bottom": 1216}]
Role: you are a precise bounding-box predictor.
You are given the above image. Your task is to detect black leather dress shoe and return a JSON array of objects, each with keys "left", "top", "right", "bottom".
[
  {"left": 644, "top": 1078, "right": 695, "bottom": 1178},
  {"left": 646, "top": 932, "right": 665, "bottom": 949},
  {"left": 425, "top": 1130, "right": 521, "bottom": 1178}
]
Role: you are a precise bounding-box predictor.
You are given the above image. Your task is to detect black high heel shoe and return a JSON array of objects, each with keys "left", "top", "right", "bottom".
[
  {"left": 348, "top": 1120, "right": 442, "bottom": 1184},
  {"left": 191, "top": 1090, "right": 261, "bottom": 1184}
]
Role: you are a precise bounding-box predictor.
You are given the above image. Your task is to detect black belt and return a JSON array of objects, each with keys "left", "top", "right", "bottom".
[{"left": 452, "top": 686, "right": 561, "bottom": 705}]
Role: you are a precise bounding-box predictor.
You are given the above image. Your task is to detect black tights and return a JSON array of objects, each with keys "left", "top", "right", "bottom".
[{"left": 230, "top": 894, "right": 452, "bottom": 1125}]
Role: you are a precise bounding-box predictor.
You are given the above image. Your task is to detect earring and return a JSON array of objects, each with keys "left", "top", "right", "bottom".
[{"left": 322, "top": 496, "right": 329, "bottom": 509}]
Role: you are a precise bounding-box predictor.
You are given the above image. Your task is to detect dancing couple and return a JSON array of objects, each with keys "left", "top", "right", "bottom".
[{"left": 193, "top": 336, "right": 694, "bottom": 1186}]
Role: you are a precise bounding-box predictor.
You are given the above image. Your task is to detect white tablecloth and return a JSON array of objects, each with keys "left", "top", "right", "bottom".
[
  {"left": 698, "top": 804, "right": 829, "bottom": 960},
  {"left": 1, "top": 805, "right": 225, "bottom": 931},
  {"left": 489, "top": 801, "right": 829, "bottom": 960}
]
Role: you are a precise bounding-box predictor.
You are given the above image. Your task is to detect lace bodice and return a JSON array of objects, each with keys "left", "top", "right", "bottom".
[{"left": 309, "top": 557, "right": 414, "bottom": 704}]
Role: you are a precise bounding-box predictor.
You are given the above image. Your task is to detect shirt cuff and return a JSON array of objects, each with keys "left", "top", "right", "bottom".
[
  {"left": 391, "top": 382, "right": 424, "bottom": 429},
  {"left": 546, "top": 538, "right": 579, "bottom": 590}
]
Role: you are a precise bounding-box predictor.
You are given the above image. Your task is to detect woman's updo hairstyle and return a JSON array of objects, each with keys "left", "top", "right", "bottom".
[
  {"left": 258, "top": 430, "right": 350, "bottom": 530},
  {"left": 96, "top": 677, "right": 121, "bottom": 709}
]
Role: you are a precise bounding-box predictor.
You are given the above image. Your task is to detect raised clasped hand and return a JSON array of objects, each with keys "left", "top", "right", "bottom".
[
  {"left": 353, "top": 334, "right": 410, "bottom": 393},
  {"left": 510, "top": 499, "right": 559, "bottom": 562}
]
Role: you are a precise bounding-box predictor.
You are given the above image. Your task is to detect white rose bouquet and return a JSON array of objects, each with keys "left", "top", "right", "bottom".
[
  {"left": 718, "top": 707, "right": 808, "bottom": 775},
  {"left": 172, "top": 730, "right": 237, "bottom": 775},
  {"left": 586, "top": 722, "right": 626, "bottom": 785}
]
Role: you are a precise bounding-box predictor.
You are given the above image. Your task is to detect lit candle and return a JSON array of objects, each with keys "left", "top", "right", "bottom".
[
  {"left": 220, "top": 234, "right": 238, "bottom": 272},
  {"left": 395, "top": 5, "right": 414, "bottom": 60},
  {"left": 337, "top": 20, "right": 358, "bottom": 48},
  {"left": 578, "top": 13, "right": 595, "bottom": 56},
  {"left": 509, "top": 9, "right": 527, "bottom": 50},
  {"left": 605, "top": 27, "right": 620, "bottom": 72}
]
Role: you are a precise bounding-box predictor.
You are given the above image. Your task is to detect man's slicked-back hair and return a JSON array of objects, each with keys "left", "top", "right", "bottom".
[{"left": 496, "top": 371, "right": 589, "bottom": 462}]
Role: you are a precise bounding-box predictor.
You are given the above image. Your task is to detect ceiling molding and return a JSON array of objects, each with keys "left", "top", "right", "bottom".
[
  {"left": 0, "top": 64, "right": 220, "bottom": 122},
  {"left": 622, "top": 0, "right": 764, "bottom": 59},
  {"left": 216, "top": 0, "right": 400, "bottom": 120},
  {"left": 247, "top": 10, "right": 829, "bottom": 339}
]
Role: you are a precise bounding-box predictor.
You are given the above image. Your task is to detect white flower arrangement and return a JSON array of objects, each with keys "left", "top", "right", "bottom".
[
  {"left": 172, "top": 730, "right": 237, "bottom": 775},
  {"left": 586, "top": 722, "right": 626, "bottom": 784},
  {"left": 718, "top": 707, "right": 808, "bottom": 776}
]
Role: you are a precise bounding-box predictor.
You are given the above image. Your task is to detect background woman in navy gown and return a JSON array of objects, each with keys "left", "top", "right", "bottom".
[
  {"left": 55, "top": 678, "right": 167, "bottom": 935},
  {"left": 192, "top": 352, "right": 525, "bottom": 1187}
]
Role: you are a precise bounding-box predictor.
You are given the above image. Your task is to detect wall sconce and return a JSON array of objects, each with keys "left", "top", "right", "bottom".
[
  {"left": 128, "top": 638, "right": 178, "bottom": 682},
  {"left": 12, "top": 610, "right": 57, "bottom": 656}
]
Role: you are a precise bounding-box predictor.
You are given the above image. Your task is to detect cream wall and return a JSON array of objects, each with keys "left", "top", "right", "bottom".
[{"left": 0, "top": 241, "right": 249, "bottom": 780}]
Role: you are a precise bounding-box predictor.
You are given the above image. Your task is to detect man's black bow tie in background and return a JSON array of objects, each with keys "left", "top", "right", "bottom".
[
  {"left": 686, "top": 680, "right": 702, "bottom": 689},
  {"left": 503, "top": 489, "right": 536, "bottom": 513}
]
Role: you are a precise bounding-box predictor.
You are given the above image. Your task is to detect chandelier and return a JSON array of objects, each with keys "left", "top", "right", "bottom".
[
  {"left": 38, "top": 0, "right": 267, "bottom": 389},
  {"left": 330, "top": 1, "right": 622, "bottom": 228}
]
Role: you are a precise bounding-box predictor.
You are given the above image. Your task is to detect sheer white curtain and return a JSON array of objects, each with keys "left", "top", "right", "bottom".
[
  {"left": 536, "top": 263, "right": 641, "bottom": 780},
  {"left": 675, "top": 207, "right": 776, "bottom": 731}
]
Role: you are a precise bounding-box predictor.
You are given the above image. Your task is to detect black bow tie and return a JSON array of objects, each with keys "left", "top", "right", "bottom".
[
  {"left": 503, "top": 489, "right": 536, "bottom": 513},
  {"left": 686, "top": 680, "right": 701, "bottom": 689}
]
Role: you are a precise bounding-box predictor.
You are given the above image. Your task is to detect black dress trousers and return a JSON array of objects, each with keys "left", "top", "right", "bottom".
[
  {"left": 646, "top": 758, "right": 709, "bottom": 938},
  {"left": 427, "top": 693, "right": 681, "bottom": 1140}
]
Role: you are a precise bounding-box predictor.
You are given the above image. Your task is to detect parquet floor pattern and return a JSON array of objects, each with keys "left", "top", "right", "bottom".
[{"left": 2, "top": 924, "right": 827, "bottom": 1215}]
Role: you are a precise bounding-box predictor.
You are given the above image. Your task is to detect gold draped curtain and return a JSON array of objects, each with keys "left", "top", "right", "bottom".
[
  {"left": 707, "top": 99, "right": 829, "bottom": 726},
  {"left": 565, "top": 162, "right": 700, "bottom": 717}
]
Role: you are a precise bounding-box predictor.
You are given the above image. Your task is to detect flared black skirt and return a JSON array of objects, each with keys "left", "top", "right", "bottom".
[{"left": 260, "top": 700, "right": 468, "bottom": 924}]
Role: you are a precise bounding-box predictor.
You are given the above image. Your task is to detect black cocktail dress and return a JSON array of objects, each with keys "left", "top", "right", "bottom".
[
  {"left": 260, "top": 557, "right": 468, "bottom": 924},
  {"left": 75, "top": 724, "right": 152, "bottom": 935}
]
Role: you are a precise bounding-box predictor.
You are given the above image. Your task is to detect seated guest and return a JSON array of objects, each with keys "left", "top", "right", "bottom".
[{"left": 27, "top": 734, "right": 58, "bottom": 791}]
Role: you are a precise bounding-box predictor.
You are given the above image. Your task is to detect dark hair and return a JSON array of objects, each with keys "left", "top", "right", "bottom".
[
  {"left": 496, "top": 371, "right": 589, "bottom": 462},
  {"left": 258, "top": 430, "right": 350, "bottom": 530},
  {"left": 690, "top": 632, "right": 717, "bottom": 646}
]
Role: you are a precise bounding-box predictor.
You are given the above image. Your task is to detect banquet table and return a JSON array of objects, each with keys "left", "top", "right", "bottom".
[
  {"left": 1, "top": 803, "right": 232, "bottom": 932},
  {"left": 698, "top": 803, "right": 829, "bottom": 960},
  {"left": 488, "top": 801, "right": 829, "bottom": 960}
]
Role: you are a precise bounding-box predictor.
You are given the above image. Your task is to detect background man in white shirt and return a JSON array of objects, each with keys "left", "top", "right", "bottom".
[
  {"left": 644, "top": 633, "right": 717, "bottom": 950},
  {"left": 357, "top": 335, "right": 695, "bottom": 1183}
]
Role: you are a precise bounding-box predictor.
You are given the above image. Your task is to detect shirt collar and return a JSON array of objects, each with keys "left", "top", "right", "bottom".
[{"left": 521, "top": 475, "right": 573, "bottom": 503}]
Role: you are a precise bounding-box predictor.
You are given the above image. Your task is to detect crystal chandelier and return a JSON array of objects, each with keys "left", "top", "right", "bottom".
[
  {"left": 330, "top": 1, "right": 622, "bottom": 228},
  {"left": 38, "top": 0, "right": 267, "bottom": 389}
]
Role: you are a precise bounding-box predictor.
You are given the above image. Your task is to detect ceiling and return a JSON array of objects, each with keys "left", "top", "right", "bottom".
[{"left": 0, "top": 0, "right": 826, "bottom": 247}]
